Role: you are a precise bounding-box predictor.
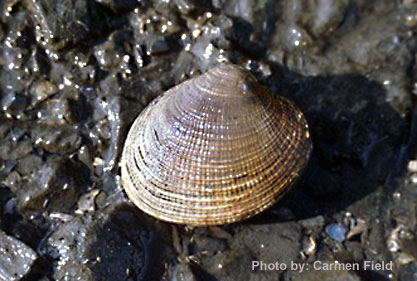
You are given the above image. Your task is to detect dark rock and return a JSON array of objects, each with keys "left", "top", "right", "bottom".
[
  {"left": 147, "top": 36, "right": 171, "bottom": 55},
  {"left": 31, "top": 0, "right": 92, "bottom": 46},
  {"left": 0, "top": 137, "right": 33, "bottom": 161},
  {"left": 14, "top": 156, "right": 90, "bottom": 212},
  {"left": 192, "top": 233, "right": 228, "bottom": 256},
  {"left": 30, "top": 80, "right": 58, "bottom": 107},
  {"left": 344, "top": 241, "right": 364, "bottom": 262},
  {"left": 16, "top": 154, "right": 43, "bottom": 176},
  {"left": 0, "top": 68, "right": 26, "bottom": 95},
  {"left": 0, "top": 186, "right": 45, "bottom": 251},
  {"left": 2, "top": 10, "right": 35, "bottom": 74},
  {"left": 95, "top": 0, "right": 142, "bottom": 12},
  {"left": 232, "top": 222, "right": 302, "bottom": 267},
  {"left": 174, "top": 0, "right": 213, "bottom": 14},
  {"left": 299, "top": 215, "right": 325, "bottom": 230},
  {"left": 67, "top": 93, "right": 93, "bottom": 124},
  {"left": 223, "top": 0, "right": 276, "bottom": 56},
  {"left": 273, "top": 73, "right": 408, "bottom": 219},
  {"left": 365, "top": 219, "right": 390, "bottom": 260},
  {"left": 85, "top": 205, "right": 156, "bottom": 280},
  {"left": 36, "top": 98, "right": 71, "bottom": 125},
  {"left": 398, "top": 263, "right": 417, "bottom": 281},
  {"left": 201, "top": 247, "right": 273, "bottom": 281},
  {"left": 29, "top": 0, "right": 126, "bottom": 48},
  {"left": 0, "top": 184, "right": 14, "bottom": 228},
  {"left": 46, "top": 203, "right": 166, "bottom": 280},
  {"left": 31, "top": 125, "right": 82, "bottom": 154},
  {"left": 2, "top": 93, "right": 29, "bottom": 117}
]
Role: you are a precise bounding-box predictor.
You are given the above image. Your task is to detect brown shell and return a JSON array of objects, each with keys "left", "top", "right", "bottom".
[{"left": 121, "top": 64, "right": 312, "bottom": 226}]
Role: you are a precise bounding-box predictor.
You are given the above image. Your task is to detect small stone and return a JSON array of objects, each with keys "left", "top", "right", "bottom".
[
  {"left": 408, "top": 160, "right": 417, "bottom": 173},
  {"left": 49, "top": 212, "right": 74, "bottom": 222},
  {"left": 194, "top": 234, "right": 228, "bottom": 256},
  {"left": 0, "top": 138, "right": 33, "bottom": 160},
  {"left": 302, "top": 235, "right": 317, "bottom": 256},
  {"left": 396, "top": 252, "right": 416, "bottom": 265},
  {"left": 29, "top": 0, "right": 95, "bottom": 47},
  {"left": 32, "top": 80, "right": 58, "bottom": 105},
  {"left": 48, "top": 204, "right": 161, "bottom": 280},
  {"left": 17, "top": 154, "right": 43, "bottom": 176},
  {"left": 3, "top": 171, "right": 21, "bottom": 193},
  {"left": 0, "top": 230, "right": 37, "bottom": 281},
  {"left": 346, "top": 218, "right": 367, "bottom": 239},
  {"left": 387, "top": 225, "right": 408, "bottom": 253},
  {"left": 76, "top": 189, "right": 99, "bottom": 214},
  {"left": 299, "top": 215, "right": 325, "bottom": 230},
  {"left": 31, "top": 125, "right": 82, "bottom": 154},
  {"left": 411, "top": 173, "right": 417, "bottom": 184},
  {"left": 77, "top": 145, "right": 93, "bottom": 170},
  {"left": 2, "top": 93, "right": 29, "bottom": 116},
  {"left": 326, "top": 223, "right": 347, "bottom": 242},
  {"left": 147, "top": 36, "right": 170, "bottom": 55},
  {"left": 54, "top": 261, "right": 94, "bottom": 281},
  {"left": 14, "top": 156, "right": 90, "bottom": 213}
]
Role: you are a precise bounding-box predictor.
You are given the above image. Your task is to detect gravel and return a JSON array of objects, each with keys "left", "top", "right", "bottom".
[{"left": 0, "top": 0, "right": 417, "bottom": 280}]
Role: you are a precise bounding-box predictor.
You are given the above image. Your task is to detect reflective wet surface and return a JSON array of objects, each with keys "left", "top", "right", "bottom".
[{"left": 0, "top": 0, "right": 417, "bottom": 280}]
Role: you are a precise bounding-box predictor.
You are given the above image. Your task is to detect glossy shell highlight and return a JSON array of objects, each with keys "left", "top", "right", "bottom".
[{"left": 121, "top": 64, "right": 312, "bottom": 226}]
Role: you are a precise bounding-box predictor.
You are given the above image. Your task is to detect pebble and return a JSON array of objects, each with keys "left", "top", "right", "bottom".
[
  {"left": 408, "top": 160, "right": 417, "bottom": 173},
  {"left": 346, "top": 218, "right": 367, "bottom": 239},
  {"left": 299, "top": 215, "right": 325, "bottom": 230},
  {"left": 33, "top": 80, "right": 58, "bottom": 105},
  {"left": 411, "top": 173, "right": 417, "bottom": 184},
  {"left": 326, "top": 223, "right": 347, "bottom": 242},
  {"left": 302, "top": 236, "right": 317, "bottom": 256},
  {"left": 0, "top": 230, "right": 37, "bottom": 281}
]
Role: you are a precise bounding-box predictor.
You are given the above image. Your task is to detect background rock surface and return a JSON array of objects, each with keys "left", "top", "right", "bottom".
[{"left": 0, "top": 0, "right": 417, "bottom": 280}]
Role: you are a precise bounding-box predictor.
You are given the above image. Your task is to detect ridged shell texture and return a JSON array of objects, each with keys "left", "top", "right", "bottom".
[{"left": 121, "top": 64, "right": 312, "bottom": 226}]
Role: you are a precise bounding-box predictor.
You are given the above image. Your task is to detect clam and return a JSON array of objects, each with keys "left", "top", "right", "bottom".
[{"left": 121, "top": 63, "right": 312, "bottom": 226}]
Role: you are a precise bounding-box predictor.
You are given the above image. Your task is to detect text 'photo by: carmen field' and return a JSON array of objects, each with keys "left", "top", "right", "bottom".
[{"left": 252, "top": 260, "right": 393, "bottom": 273}]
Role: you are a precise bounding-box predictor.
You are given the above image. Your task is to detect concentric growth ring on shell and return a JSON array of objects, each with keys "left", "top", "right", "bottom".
[{"left": 121, "top": 63, "right": 312, "bottom": 226}]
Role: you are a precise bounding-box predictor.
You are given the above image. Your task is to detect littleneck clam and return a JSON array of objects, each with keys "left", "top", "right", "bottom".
[{"left": 121, "top": 63, "right": 312, "bottom": 226}]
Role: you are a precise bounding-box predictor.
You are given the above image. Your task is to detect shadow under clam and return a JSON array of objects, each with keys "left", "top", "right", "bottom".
[{"left": 245, "top": 68, "right": 410, "bottom": 224}]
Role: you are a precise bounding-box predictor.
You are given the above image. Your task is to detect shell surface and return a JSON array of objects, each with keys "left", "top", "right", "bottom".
[{"left": 121, "top": 64, "right": 312, "bottom": 226}]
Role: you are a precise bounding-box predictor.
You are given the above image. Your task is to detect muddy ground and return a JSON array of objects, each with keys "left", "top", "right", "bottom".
[{"left": 0, "top": 0, "right": 417, "bottom": 280}]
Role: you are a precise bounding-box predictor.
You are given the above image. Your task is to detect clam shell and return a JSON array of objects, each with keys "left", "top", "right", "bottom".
[{"left": 121, "top": 64, "right": 312, "bottom": 226}]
